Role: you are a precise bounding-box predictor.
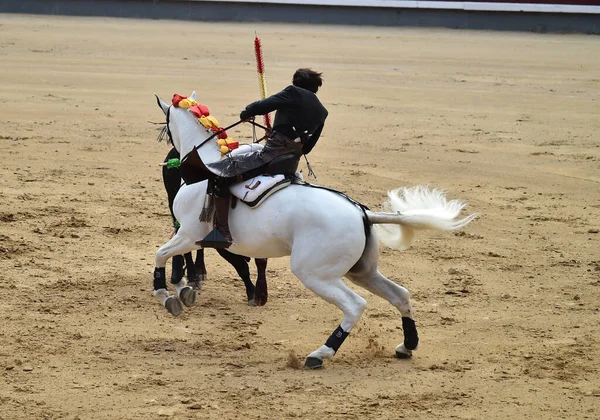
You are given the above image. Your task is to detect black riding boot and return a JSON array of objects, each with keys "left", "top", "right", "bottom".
[{"left": 197, "top": 195, "right": 233, "bottom": 249}]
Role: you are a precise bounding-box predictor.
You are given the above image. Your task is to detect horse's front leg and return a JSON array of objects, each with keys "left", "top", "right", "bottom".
[
  {"left": 254, "top": 258, "right": 268, "bottom": 306},
  {"left": 216, "top": 249, "right": 256, "bottom": 305},
  {"left": 171, "top": 254, "right": 185, "bottom": 284},
  {"left": 155, "top": 232, "right": 199, "bottom": 316},
  {"left": 184, "top": 252, "right": 202, "bottom": 290}
]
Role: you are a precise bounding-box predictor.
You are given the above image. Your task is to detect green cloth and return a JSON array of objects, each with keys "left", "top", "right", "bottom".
[{"left": 166, "top": 158, "right": 180, "bottom": 169}]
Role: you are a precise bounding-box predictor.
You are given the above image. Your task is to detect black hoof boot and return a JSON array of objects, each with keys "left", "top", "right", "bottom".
[
  {"left": 402, "top": 317, "right": 419, "bottom": 351},
  {"left": 304, "top": 357, "right": 324, "bottom": 369},
  {"left": 196, "top": 229, "right": 232, "bottom": 249}
]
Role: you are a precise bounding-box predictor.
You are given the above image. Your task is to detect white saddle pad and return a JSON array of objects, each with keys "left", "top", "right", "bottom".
[{"left": 229, "top": 175, "right": 290, "bottom": 208}]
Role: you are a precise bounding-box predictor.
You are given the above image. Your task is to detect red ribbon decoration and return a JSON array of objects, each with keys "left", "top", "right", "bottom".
[
  {"left": 172, "top": 94, "right": 187, "bottom": 106},
  {"left": 189, "top": 104, "right": 210, "bottom": 118},
  {"left": 170, "top": 93, "right": 237, "bottom": 151}
]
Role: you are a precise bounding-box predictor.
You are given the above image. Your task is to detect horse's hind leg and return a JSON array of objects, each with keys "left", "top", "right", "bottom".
[
  {"left": 347, "top": 270, "right": 418, "bottom": 358},
  {"left": 254, "top": 258, "right": 268, "bottom": 307},
  {"left": 291, "top": 253, "right": 367, "bottom": 369},
  {"left": 155, "top": 232, "right": 199, "bottom": 316},
  {"left": 345, "top": 234, "right": 419, "bottom": 358},
  {"left": 295, "top": 275, "right": 367, "bottom": 369}
]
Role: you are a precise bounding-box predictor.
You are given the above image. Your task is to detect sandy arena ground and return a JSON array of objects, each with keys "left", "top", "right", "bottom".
[{"left": 0, "top": 13, "right": 599, "bottom": 420}]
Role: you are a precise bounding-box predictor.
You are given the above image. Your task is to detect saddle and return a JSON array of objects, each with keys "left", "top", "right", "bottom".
[
  {"left": 229, "top": 154, "right": 301, "bottom": 208},
  {"left": 263, "top": 154, "right": 299, "bottom": 177},
  {"left": 230, "top": 175, "right": 292, "bottom": 208}
]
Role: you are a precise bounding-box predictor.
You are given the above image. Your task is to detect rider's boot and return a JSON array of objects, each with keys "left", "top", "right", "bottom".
[{"left": 197, "top": 195, "right": 233, "bottom": 249}]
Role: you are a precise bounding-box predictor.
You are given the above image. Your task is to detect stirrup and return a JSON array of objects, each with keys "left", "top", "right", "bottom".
[{"left": 196, "top": 229, "right": 232, "bottom": 249}]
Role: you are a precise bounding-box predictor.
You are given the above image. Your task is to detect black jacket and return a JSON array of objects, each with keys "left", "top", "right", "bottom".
[{"left": 241, "top": 85, "right": 328, "bottom": 155}]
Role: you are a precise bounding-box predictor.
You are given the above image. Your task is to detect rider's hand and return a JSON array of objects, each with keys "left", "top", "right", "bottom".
[{"left": 240, "top": 109, "right": 253, "bottom": 121}]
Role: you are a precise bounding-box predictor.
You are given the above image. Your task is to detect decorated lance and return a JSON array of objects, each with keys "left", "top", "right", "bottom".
[{"left": 254, "top": 32, "right": 271, "bottom": 130}]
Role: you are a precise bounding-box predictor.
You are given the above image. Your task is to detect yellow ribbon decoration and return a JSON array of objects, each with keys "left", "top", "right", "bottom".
[{"left": 178, "top": 98, "right": 198, "bottom": 109}]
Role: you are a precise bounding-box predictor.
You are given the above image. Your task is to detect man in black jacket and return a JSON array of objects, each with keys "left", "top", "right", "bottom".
[{"left": 199, "top": 68, "right": 328, "bottom": 249}]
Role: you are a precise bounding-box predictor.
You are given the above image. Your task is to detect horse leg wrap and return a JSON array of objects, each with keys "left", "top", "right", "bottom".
[
  {"left": 325, "top": 325, "right": 349, "bottom": 354},
  {"left": 402, "top": 317, "right": 419, "bottom": 350},
  {"left": 154, "top": 267, "right": 167, "bottom": 291}
]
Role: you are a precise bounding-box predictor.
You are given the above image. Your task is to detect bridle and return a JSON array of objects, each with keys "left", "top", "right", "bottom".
[
  {"left": 154, "top": 105, "right": 173, "bottom": 145},
  {"left": 156, "top": 105, "right": 271, "bottom": 148}
]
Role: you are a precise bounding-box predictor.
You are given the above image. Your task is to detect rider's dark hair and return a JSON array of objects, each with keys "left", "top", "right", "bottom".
[{"left": 293, "top": 68, "right": 323, "bottom": 93}]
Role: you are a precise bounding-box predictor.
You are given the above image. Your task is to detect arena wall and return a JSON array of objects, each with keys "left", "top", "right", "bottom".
[{"left": 1, "top": 0, "right": 598, "bottom": 33}]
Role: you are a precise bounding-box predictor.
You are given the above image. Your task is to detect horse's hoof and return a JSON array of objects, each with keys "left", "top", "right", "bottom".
[
  {"left": 165, "top": 296, "right": 183, "bottom": 317},
  {"left": 188, "top": 275, "right": 203, "bottom": 290},
  {"left": 179, "top": 286, "right": 197, "bottom": 307},
  {"left": 395, "top": 343, "right": 413, "bottom": 359},
  {"left": 247, "top": 298, "right": 257, "bottom": 307},
  {"left": 304, "top": 357, "right": 324, "bottom": 369},
  {"left": 253, "top": 294, "right": 268, "bottom": 307},
  {"left": 188, "top": 280, "right": 202, "bottom": 291}
]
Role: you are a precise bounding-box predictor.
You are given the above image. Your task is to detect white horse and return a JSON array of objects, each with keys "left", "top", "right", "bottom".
[{"left": 152, "top": 92, "right": 476, "bottom": 368}]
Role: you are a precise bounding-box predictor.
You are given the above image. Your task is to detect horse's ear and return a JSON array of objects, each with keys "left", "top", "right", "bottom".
[
  {"left": 190, "top": 91, "right": 197, "bottom": 101},
  {"left": 155, "top": 94, "right": 169, "bottom": 115}
]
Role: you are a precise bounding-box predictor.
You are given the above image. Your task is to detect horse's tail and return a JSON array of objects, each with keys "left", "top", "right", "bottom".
[{"left": 367, "top": 186, "right": 477, "bottom": 250}]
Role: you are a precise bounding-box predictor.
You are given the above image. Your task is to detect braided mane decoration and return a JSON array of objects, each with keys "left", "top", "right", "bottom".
[{"left": 171, "top": 94, "right": 239, "bottom": 155}]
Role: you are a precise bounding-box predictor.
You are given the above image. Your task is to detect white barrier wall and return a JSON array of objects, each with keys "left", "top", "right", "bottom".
[
  {"left": 191, "top": 0, "right": 600, "bottom": 14},
  {"left": 1, "top": 0, "right": 599, "bottom": 33}
]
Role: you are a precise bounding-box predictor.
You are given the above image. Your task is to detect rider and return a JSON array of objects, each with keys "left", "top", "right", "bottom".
[{"left": 198, "top": 68, "right": 329, "bottom": 249}]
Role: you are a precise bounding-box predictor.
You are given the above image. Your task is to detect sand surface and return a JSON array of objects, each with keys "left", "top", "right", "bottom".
[{"left": 0, "top": 14, "right": 599, "bottom": 420}]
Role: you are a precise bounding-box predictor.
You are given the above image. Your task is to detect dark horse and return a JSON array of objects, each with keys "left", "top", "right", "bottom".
[{"left": 162, "top": 147, "right": 268, "bottom": 306}]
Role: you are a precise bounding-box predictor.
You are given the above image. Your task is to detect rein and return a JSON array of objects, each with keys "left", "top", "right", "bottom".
[
  {"left": 162, "top": 108, "right": 318, "bottom": 180},
  {"left": 155, "top": 106, "right": 268, "bottom": 147},
  {"left": 195, "top": 117, "right": 271, "bottom": 149},
  {"left": 197, "top": 119, "right": 244, "bottom": 148},
  {"left": 177, "top": 114, "right": 271, "bottom": 162},
  {"left": 195, "top": 119, "right": 270, "bottom": 148},
  {"left": 249, "top": 120, "right": 270, "bottom": 143},
  {"left": 193, "top": 119, "right": 271, "bottom": 149},
  {"left": 248, "top": 120, "right": 270, "bottom": 132}
]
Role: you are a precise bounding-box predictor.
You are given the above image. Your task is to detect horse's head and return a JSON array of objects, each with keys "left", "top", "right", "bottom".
[
  {"left": 155, "top": 91, "right": 203, "bottom": 157},
  {"left": 154, "top": 92, "right": 240, "bottom": 179}
]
